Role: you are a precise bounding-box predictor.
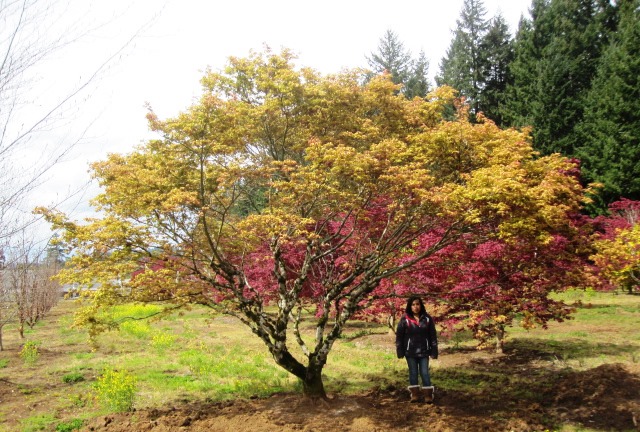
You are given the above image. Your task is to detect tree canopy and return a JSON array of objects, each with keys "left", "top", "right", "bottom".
[{"left": 41, "top": 49, "right": 589, "bottom": 398}]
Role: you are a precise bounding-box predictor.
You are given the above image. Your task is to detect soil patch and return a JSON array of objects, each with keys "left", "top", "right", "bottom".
[{"left": 84, "top": 361, "right": 640, "bottom": 432}]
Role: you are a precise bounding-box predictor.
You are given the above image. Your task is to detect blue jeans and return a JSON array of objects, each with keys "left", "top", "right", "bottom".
[{"left": 406, "top": 356, "right": 431, "bottom": 386}]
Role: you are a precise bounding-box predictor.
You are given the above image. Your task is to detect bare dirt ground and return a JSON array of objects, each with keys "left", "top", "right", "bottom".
[{"left": 79, "top": 355, "right": 640, "bottom": 432}]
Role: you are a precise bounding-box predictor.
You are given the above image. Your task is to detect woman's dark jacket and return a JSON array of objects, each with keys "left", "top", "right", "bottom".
[{"left": 395, "top": 313, "right": 438, "bottom": 359}]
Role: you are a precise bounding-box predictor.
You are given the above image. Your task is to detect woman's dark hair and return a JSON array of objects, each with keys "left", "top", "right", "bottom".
[{"left": 405, "top": 296, "right": 426, "bottom": 317}]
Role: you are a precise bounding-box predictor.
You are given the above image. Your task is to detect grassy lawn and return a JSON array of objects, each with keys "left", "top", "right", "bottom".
[
  {"left": 0, "top": 300, "right": 403, "bottom": 431},
  {"left": 508, "top": 289, "right": 640, "bottom": 368},
  {"left": 0, "top": 289, "right": 638, "bottom": 431}
]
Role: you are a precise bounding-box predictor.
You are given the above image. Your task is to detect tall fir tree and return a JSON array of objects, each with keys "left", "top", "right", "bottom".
[
  {"left": 367, "top": 29, "right": 412, "bottom": 87},
  {"left": 45, "top": 234, "right": 65, "bottom": 268},
  {"left": 504, "top": 0, "right": 552, "bottom": 128},
  {"left": 577, "top": 0, "right": 640, "bottom": 208},
  {"left": 478, "top": 13, "right": 514, "bottom": 126},
  {"left": 505, "top": 0, "right": 616, "bottom": 156},
  {"left": 436, "top": 0, "right": 489, "bottom": 117},
  {"left": 404, "top": 50, "right": 430, "bottom": 99},
  {"left": 535, "top": 0, "right": 610, "bottom": 155},
  {"left": 367, "top": 30, "right": 430, "bottom": 98}
]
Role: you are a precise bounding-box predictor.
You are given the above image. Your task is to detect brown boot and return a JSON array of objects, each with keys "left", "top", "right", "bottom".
[
  {"left": 421, "top": 386, "right": 435, "bottom": 404},
  {"left": 408, "top": 385, "right": 422, "bottom": 403}
]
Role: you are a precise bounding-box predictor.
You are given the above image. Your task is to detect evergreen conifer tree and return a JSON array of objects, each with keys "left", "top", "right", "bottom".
[
  {"left": 367, "top": 30, "right": 430, "bottom": 98},
  {"left": 478, "top": 13, "right": 514, "bottom": 126},
  {"left": 505, "top": 0, "right": 616, "bottom": 156},
  {"left": 366, "top": 30, "right": 412, "bottom": 89},
  {"left": 504, "top": 0, "right": 552, "bottom": 128},
  {"left": 577, "top": 0, "right": 640, "bottom": 208},
  {"left": 436, "top": 0, "right": 489, "bottom": 117},
  {"left": 404, "top": 50, "right": 430, "bottom": 99}
]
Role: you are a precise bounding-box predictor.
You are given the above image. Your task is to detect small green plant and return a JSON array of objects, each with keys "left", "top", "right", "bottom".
[
  {"left": 0, "top": 358, "right": 9, "bottom": 368},
  {"left": 19, "top": 341, "right": 40, "bottom": 365},
  {"left": 62, "top": 372, "right": 85, "bottom": 383},
  {"left": 110, "top": 303, "right": 163, "bottom": 320},
  {"left": 94, "top": 368, "right": 137, "bottom": 412},
  {"left": 55, "top": 419, "right": 84, "bottom": 432},
  {"left": 119, "top": 320, "right": 151, "bottom": 339},
  {"left": 150, "top": 332, "right": 176, "bottom": 351},
  {"left": 17, "top": 383, "right": 41, "bottom": 395}
]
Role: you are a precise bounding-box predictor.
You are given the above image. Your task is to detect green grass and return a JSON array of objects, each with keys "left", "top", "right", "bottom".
[
  {"left": 503, "top": 290, "right": 640, "bottom": 369},
  {"left": 108, "top": 303, "right": 164, "bottom": 320},
  {"left": 19, "top": 414, "right": 56, "bottom": 432}
]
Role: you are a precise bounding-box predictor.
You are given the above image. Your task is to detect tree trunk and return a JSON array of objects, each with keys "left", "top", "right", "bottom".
[
  {"left": 270, "top": 348, "right": 327, "bottom": 399},
  {"left": 388, "top": 314, "right": 396, "bottom": 334},
  {"left": 19, "top": 322, "right": 24, "bottom": 339},
  {"left": 302, "top": 362, "right": 326, "bottom": 399},
  {"left": 495, "top": 325, "right": 505, "bottom": 354}
]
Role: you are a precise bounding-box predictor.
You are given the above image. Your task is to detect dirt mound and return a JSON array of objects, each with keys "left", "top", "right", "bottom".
[{"left": 84, "top": 390, "right": 504, "bottom": 432}]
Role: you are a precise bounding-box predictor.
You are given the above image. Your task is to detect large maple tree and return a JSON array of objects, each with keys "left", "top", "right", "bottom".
[{"left": 41, "top": 49, "right": 588, "bottom": 398}]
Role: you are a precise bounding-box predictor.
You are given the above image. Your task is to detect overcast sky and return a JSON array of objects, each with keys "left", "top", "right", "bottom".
[{"left": 16, "top": 0, "right": 532, "bottom": 242}]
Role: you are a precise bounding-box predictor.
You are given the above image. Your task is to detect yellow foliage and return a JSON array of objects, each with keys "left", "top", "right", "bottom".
[
  {"left": 37, "top": 48, "right": 587, "bottom": 340},
  {"left": 591, "top": 224, "right": 640, "bottom": 290}
]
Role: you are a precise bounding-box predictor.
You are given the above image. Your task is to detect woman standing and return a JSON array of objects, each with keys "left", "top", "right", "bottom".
[{"left": 395, "top": 296, "right": 438, "bottom": 403}]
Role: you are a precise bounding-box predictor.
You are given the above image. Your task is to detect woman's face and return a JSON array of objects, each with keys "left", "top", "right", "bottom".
[{"left": 411, "top": 299, "right": 421, "bottom": 314}]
